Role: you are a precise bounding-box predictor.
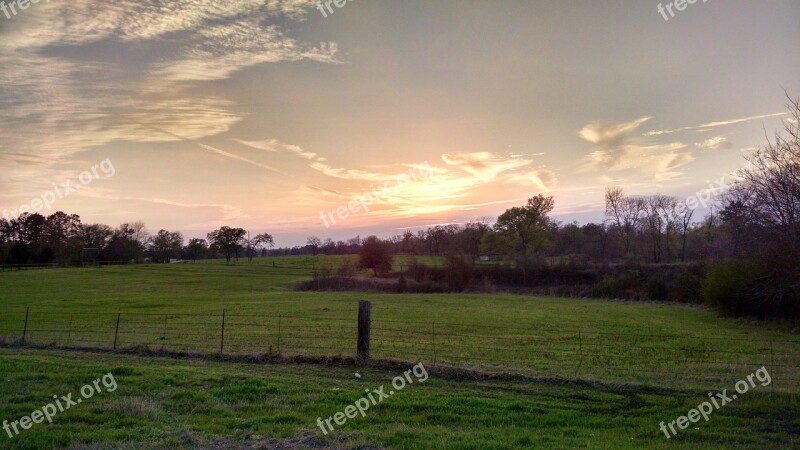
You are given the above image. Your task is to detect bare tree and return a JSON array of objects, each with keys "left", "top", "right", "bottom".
[
  {"left": 739, "top": 94, "right": 800, "bottom": 254},
  {"left": 674, "top": 202, "right": 695, "bottom": 262},
  {"left": 306, "top": 236, "right": 322, "bottom": 256},
  {"left": 605, "top": 187, "right": 645, "bottom": 256}
]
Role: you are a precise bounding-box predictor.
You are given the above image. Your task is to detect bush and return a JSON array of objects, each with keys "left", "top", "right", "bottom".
[
  {"left": 670, "top": 264, "right": 705, "bottom": 304},
  {"left": 445, "top": 254, "right": 474, "bottom": 292},
  {"left": 397, "top": 273, "right": 408, "bottom": 293},
  {"left": 644, "top": 274, "right": 669, "bottom": 301},
  {"left": 592, "top": 269, "right": 642, "bottom": 300},
  {"left": 702, "top": 260, "right": 764, "bottom": 317}
]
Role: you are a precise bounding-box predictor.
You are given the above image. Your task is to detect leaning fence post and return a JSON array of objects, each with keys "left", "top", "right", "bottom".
[
  {"left": 220, "top": 310, "right": 226, "bottom": 354},
  {"left": 357, "top": 301, "right": 371, "bottom": 362},
  {"left": 21, "top": 307, "right": 30, "bottom": 345},
  {"left": 67, "top": 314, "right": 73, "bottom": 346},
  {"left": 113, "top": 313, "right": 121, "bottom": 350}
]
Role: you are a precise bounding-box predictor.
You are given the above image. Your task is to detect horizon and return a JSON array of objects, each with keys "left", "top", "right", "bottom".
[{"left": 1, "top": 1, "right": 798, "bottom": 247}]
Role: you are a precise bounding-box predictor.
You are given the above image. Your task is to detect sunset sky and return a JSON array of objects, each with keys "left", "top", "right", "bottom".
[{"left": 1, "top": 0, "right": 798, "bottom": 246}]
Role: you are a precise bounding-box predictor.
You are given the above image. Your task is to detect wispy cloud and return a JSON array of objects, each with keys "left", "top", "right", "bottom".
[
  {"left": 236, "top": 139, "right": 318, "bottom": 160},
  {"left": 695, "top": 136, "right": 732, "bottom": 150},
  {"left": 0, "top": 0, "right": 337, "bottom": 168},
  {"left": 441, "top": 152, "right": 557, "bottom": 190},
  {"left": 578, "top": 117, "right": 693, "bottom": 180},
  {"left": 644, "top": 112, "right": 787, "bottom": 136}
]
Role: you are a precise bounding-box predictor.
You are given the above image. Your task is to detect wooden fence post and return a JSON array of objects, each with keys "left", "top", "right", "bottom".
[
  {"left": 575, "top": 331, "right": 583, "bottom": 381},
  {"left": 67, "top": 314, "right": 73, "bottom": 346},
  {"left": 432, "top": 322, "right": 436, "bottom": 364},
  {"left": 277, "top": 315, "right": 282, "bottom": 354},
  {"left": 113, "top": 313, "right": 121, "bottom": 350},
  {"left": 357, "top": 301, "right": 371, "bottom": 362},
  {"left": 220, "top": 310, "right": 226, "bottom": 354},
  {"left": 21, "top": 307, "right": 29, "bottom": 345}
]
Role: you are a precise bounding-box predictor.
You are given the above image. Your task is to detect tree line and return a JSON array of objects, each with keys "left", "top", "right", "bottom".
[{"left": 0, "top": 217, "right": 274, "bottom": 265}]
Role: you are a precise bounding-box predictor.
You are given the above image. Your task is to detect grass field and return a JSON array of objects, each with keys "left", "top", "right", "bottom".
[
  {"left": 1, "top": 256, "right": 799, "bottom": 448},
  {"left": 1, "top": 349, "right": 797, "bottom": 449}
]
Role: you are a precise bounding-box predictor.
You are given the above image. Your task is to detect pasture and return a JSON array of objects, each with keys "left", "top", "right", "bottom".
[{"left": 0, "top": 256, "right": 798, "bottom": 448}]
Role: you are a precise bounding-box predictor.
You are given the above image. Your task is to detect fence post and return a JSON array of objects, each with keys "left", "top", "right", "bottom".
[
  {"left": 21, "top": 307, "right": 30, "bottom": 345},
  {"left": 277, "top": 315, "right": 282, "bottom": 354},
  {"left": 432, "top": 322, "right": 436, "bottom": 364},
  {"left": 113, "top": 313, "right": 121, "bottom": 350},
  {"left": 220, "top": 310, "right": 226, "bottom": 354},
  {"left": 357, "top": 301, "right": 371, "bottom": 362},
  {"left": 575, "top": 331, "right": 583, "bottom": 381}
]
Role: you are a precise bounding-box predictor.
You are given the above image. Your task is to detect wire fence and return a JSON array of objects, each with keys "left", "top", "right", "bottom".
[{"left": 1, "top": 306, "right": 798, "bottom": 392}]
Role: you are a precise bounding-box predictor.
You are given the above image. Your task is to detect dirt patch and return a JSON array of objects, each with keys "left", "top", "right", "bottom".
[{"left": 181, "top": 430, "right": 383, "bottom": 449}]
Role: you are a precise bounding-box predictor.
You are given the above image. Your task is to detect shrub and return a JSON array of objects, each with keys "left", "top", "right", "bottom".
[
  {"left": 670, "top": 264, "right": 705, "bottom": 304},
  {"left": 397, "top": 273, "right": 408, "bottom": 293},
  {"left": 445, "top": 254, "right": 474, "bottom": 292},
  {"left": 702, "top": 260, "right": 764, "bottom": 317},
  {"left": 644, "top": 274, "right": 669, "bottom": 301}
]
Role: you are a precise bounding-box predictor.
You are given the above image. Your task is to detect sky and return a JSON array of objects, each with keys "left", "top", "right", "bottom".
[{"left": 1, "top": 0, "right": 798, "bottom": 246}]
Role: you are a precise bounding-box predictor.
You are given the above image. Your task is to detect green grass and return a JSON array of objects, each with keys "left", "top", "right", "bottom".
[
  {"left": 0, "top": 349, "right": 797, "bottom": 449},
  {"left": 0, "top": 257, "right": 798, "bottom": 391},
  {"left": 0, "top": 256, "right": 799, "bottom": 448}
]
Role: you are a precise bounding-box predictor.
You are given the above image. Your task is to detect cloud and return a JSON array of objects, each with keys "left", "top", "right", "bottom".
[
  {"left": 151, "top": 21, "right": 339, "bottom": 82},
  {"left": 0, "top": 0, "right": 337, "bottom": 162},
  {"left": 644, "top": 112, "right": 787, "bottom": 136},
  {"left": 578, "top": 117, "right": 654, "bottom": 168},
  {"left": 578, "top": 117, "right": 653, "bottom": 168},
  {"left": 236, "top": 139, "right": 318, "bottom": 160},
  {"left": 579, "top": 117, "right": 694, "bottom": 180},
  {"left": 695, "top": 136, "right": 733, "bottom": 150},
  {"left": 579, "top": 117, "right": 652, "bottom": 148},
  {"left": 198, "top": 144, "right": 278, "bottom": 172},
  {"left": 502, "top": 169, "right": 558, "bottom": 192},
  {"left": 441, "top": 152, "right": 533, "bottom": 182}
]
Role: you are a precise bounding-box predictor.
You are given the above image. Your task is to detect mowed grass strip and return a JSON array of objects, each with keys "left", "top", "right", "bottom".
[
  {"left": 0, "top": 349, "right": 797, "bottom": 449},
  {"left": 0, "top": 257, "right": 798, "bottom": 391}
]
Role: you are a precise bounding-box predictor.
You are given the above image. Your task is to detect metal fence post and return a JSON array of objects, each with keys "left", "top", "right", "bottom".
[{"left": 357, "top": 301, "right": 371, "bottom": 362}]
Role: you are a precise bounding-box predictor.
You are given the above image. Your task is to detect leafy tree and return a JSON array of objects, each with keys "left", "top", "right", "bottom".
[
  {"left": 358, "top": 236, "right": 393, "bottom": 277},
  {"left": 186, "top": 238, "right": 208, "bottom": 262},
  {"left": 247, "top": 233, "right": 275, "bottom": 261},
  {"left": 78, "top": 224, "right": 113, "bottom": 250},
  {"left": 207, "top": 226, "right": 247, "bottom": 262},
  {"left": 484, "top": 195, "right": 555, "bottom": 276},
  {"left": 149, "top": 230, "right": 184, "bottom": 263}
]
